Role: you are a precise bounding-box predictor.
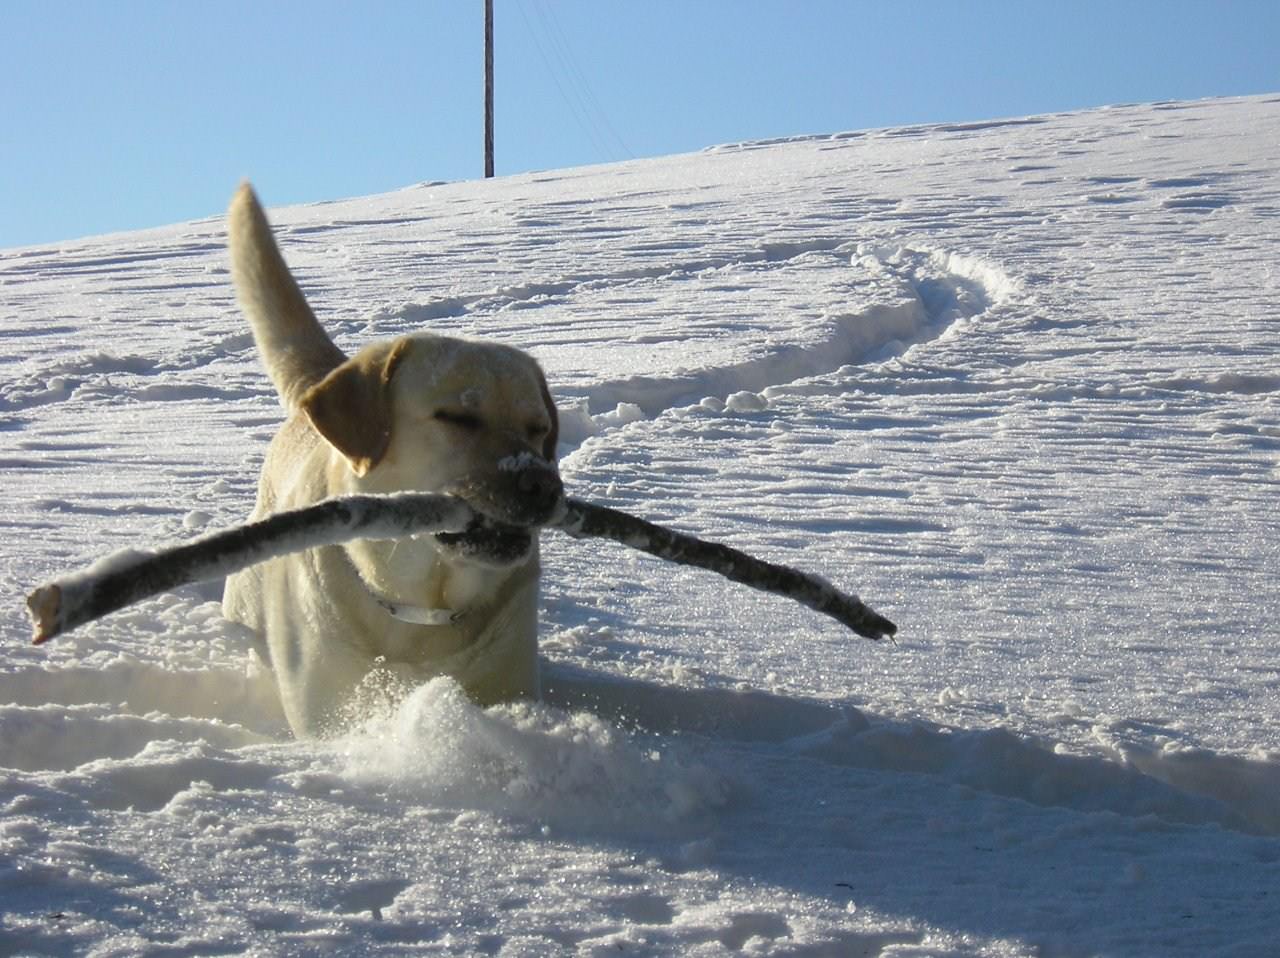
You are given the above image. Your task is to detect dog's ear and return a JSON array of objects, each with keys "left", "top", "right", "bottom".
[
  {"left": 538, "top": 373, "right": 559, "bottom": 462},
  {"left": 300, "top": 339, "right": 412, "bottom": 476}
]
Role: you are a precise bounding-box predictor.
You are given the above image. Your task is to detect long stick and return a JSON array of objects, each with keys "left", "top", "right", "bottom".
[
  {"left": 557, "top": 500, "right": 896, "bottom": 640},
  {"left": 26, "top": 494, "right": 896, "bottom": 644},
  {"left": 26, "top": 494, "right": 471, "bottom": 645}
]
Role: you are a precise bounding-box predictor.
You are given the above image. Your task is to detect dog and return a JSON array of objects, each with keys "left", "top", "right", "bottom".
[{"left": 221, "top": 184, "right": 563, "bottom": 738}]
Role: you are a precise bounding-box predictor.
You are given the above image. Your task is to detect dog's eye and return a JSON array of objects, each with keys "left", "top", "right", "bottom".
[{"left": 434, "top": 410, "right": 482, "bottom": 431}]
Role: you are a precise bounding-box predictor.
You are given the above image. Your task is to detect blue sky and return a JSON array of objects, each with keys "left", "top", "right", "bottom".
[{"left": 3, "top": 0, "right": 1278, "bottom": 249}]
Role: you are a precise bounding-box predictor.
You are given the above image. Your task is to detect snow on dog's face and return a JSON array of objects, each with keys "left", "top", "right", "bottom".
[{"left": 300, "top": 332, "right": 561, "bottom": 566}]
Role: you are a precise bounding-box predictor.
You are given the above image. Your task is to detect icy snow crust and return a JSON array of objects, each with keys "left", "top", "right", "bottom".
[{"left": 3, "top": 95, "right": 1279, "bottom": 954}]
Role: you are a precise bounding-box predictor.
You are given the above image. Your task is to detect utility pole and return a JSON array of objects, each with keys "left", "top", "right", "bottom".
[{"left": 484, "top": 0, "right": 494, "bottom": 178}]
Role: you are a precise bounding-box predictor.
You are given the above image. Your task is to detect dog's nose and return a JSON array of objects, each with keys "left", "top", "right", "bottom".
[
  {"left": 515, "top": 463, "right": 564, "bottom": 524},
  {"left": 518, "top": 463, "right": 563, "bottom": 504},
  {"left": 452, "top": 457, "right": 565, "bottom": 527}
]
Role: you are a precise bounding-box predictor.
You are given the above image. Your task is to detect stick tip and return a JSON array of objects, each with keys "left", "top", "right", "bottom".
[
  {"left": 871, "top": 614, "right": 897, "bottom": 641},
  {"left": 26, "top": 584, "right": 62, "bottom": 645},
  {"left": 851, "top": 606, "right": 896, "bottom": 641}
]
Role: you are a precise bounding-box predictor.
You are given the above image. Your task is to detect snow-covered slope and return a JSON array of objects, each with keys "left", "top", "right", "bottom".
[{"left": 2, "top": 95, "right": 1278, "bottom": 956}]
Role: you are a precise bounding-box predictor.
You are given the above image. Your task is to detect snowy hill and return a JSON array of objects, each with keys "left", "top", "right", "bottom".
[{"left": 2, "top": 94, "right": 1279, "bottom": 956}]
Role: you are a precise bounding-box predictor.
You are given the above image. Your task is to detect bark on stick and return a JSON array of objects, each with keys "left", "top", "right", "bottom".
[
  {"left": 557, "top": 499, "right": 896, "bottom": 641},
  {"left": 26, "top": 494, "right": 896, "bottom": 644},
  {"left": 26, "top": 494, "right": 471, "bottom": 644}
]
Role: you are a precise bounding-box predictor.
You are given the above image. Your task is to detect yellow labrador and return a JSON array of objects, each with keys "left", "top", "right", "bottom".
[{"left": 221, "top": 185, "right": 562, "bottom": 737}]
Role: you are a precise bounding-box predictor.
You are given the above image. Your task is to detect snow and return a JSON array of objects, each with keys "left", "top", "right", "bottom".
[{"left": 3, "top": 94, "right": 1279, "bottom": 955}]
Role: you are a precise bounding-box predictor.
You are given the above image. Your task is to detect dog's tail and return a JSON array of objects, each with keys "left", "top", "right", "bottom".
[{"left": 227, "top": 183, "right": 347, "bottom": 411}]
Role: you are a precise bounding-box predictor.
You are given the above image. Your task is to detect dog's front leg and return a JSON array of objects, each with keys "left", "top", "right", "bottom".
[{"left": 259, "top": 558, "right": 383, "bottom": 737}]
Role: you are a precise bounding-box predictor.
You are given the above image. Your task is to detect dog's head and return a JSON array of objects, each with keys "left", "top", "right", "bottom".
[{"left": 298, "top": 332, "right": 562, "bottom": 566}]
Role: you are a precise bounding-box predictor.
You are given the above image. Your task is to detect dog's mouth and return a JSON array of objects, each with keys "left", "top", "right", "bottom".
[
  {"left": 434, "top": 515, "right": 534, "bottom": 567},
  {"left": 432, "top": 463, "right": 563, "bottom": 568},
  {"left": 435, "top": 464, "right": 564, "bottom": 567}
]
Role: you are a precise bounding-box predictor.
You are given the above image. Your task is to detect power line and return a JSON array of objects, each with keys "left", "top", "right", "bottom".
[
  {"left": 533, "top": 0, "right": 633, "bottom": 160},
  {"left": 514, "top": 0, "right": 633, "bottom": 164}
]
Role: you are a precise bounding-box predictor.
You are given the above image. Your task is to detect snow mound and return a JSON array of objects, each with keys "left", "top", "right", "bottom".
[
  {"left": 793, "top": 712, "right": 1276, "bottom": 835},
  {"left": 334, "top": 677, "right": 727, "bottom": 833},
  {"left": 0, "top": 704, "right": 267, "bottom": 773}
]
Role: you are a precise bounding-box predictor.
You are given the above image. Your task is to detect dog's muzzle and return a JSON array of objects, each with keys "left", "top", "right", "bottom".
[
  {"left": 448, "top": 455, "right": 564, "bottom": 527},
  {"left": 436, "top": 456, "right": 564, "bottom": 565}
]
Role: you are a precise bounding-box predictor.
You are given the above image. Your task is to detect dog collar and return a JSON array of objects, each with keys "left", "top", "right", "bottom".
[
  {"left": 372, "top": 594, "right": 464, "bottom": 627},
  {"left": 338, "top": 547, "right": 464, "bottom": 627}
]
